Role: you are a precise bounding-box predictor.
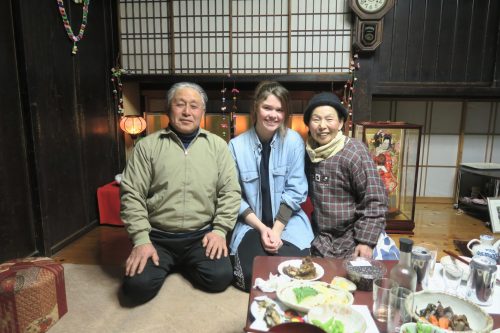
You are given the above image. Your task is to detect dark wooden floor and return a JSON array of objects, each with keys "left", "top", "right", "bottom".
[{"left": 52, "top": 202, "right": 494, "bottom": 265}]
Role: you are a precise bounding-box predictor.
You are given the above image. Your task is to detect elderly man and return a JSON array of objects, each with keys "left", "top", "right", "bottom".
[{"left": 120, "top": 82, "right": 241, "bottom": 304}]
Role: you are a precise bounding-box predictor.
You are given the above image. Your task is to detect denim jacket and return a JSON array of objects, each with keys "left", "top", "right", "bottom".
[{"left": 228, "top": 127, "right": 313, "bottom": 254}]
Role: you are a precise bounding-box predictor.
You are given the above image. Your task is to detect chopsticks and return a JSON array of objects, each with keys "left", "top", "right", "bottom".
[{"left": 443, "top": 250, "right": 470, "bottom": 265}]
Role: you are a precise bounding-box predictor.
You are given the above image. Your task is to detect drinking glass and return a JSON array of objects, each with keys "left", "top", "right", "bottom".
[
  {"left": 416, "top": 242, "right": 438, "bottom": 285},
  {"left": 442, "top": 263, "right": 463, "bottom": 295},
  {"left": 372, "top": 278, "right": 398, "bottom": 323},
  {"left": 387, "top": 286, "right": 413, "bottom": 333}
]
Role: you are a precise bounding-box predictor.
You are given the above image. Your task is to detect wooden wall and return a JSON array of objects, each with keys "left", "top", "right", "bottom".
[
  {"left": 354, "top": 0, "right": 500, "bottom": 120},
  {"left": 0, "top": 1, "right": 37, "bottom": 260},
  {"left": 0, "top": 0, "right": 123, "bottom": 262}
]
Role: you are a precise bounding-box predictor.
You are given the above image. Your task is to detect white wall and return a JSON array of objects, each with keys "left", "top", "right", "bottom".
[{"left": 372, "top": 99, "right": 500, "bottom": 198}]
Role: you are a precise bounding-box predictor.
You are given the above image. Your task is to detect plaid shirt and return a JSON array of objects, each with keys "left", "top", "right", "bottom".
[{"left": 306, "top": 137, "right": 387, "bottom": 258}]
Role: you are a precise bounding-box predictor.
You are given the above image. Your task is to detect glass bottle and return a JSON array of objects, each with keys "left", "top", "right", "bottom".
[{"left": 389, "top": 238, "right": 417, "bottom": 292}]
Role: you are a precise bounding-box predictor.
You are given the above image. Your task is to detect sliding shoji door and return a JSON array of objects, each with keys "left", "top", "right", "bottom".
[{"left": 118, "top": 0, "right": 352, "bottom": 75}]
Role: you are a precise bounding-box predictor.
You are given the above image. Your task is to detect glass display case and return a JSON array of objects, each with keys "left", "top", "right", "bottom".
[{"left": 353, "top": 122, "right": 422, "bottom": 234}]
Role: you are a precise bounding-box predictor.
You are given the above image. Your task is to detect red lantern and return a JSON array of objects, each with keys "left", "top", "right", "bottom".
[{"left": 119, "top": 115, "right": 147, "bottom": 139}]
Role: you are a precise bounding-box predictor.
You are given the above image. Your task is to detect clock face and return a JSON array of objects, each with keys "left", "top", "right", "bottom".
[{"left": 357, "top": 0, "right": 387, "bottom": 13}]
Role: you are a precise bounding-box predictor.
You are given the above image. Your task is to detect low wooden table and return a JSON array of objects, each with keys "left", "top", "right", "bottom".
[{"left": 245, "top": 256, "right": 500, "bottom": 333}]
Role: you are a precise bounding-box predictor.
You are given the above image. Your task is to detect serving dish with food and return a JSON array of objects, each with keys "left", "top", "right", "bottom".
[
  {"left": 250, "top": 296, "right": 287, "bottom": 329},
  {"left": 400, "top": 322, "right": 444, "bottom": 333},
  {"left": 276, "top": 280, "right": 353, "bottom": 313},
  {"left": 277, "top": 257, "right": 324, "bottom": 281},
  {"left": 307, "top": 303, "right": 367, "bottom": 333},
  {"left": 405, "top": 291, "right": 493, "bottom": 333},
  {"left": 330, "top": 276, "right": 357, "bottom": 293}
]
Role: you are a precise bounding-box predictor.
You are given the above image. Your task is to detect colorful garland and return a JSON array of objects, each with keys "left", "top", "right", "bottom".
[
  {"left": 231, "top": 86, "right": 239, "bottom": 138},
  {"left": 342, "top": 53, "right": 360, "bottom": 135},
  {"left": 57, "top": 0, "right": 90, "bottom": 55},
  {"left": 111, "top": 65, "right": 127, "bottom": 114},
  {"left": 220, "top": 85, "right": 228, "bottom": 139}
]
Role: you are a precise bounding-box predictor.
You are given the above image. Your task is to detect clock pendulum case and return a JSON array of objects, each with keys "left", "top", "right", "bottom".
[{"left": 349, "top": 0, "right": 395, "bottom": 52}]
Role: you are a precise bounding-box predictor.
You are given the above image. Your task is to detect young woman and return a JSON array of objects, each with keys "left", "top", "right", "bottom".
[
  {"left": 304, "top": 92, "right": 391, "bottom": 259},
  {"left": 229, "top": 81, "right": 313, "bottom": 291}
]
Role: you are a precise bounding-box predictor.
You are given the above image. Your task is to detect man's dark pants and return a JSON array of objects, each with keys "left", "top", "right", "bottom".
[{"left": 122, "top": 229, "right": 233, "bottom": 304}]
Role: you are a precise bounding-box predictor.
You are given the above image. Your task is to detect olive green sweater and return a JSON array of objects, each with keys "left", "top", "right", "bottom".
[{"left": 120, "top": 128, "right": 241, "bottom": 246}]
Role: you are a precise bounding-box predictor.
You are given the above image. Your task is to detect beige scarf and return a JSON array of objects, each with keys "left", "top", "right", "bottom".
[{"left": 306, "top": 131, "right": 346, "bottom": 163}]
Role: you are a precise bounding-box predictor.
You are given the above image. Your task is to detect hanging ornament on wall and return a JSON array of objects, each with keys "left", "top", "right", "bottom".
[
  {"left": 57, "top": 0, "right": 90, "bottom": 55},
  {"left": 342, "top": 53, "right": 360, "bottom": 136},
  {"left": 111, "top": 64, "right": 127, "bottom": 115},
  {"left": 220, "top": 82, "right": 228, "bottom": 139},
  {"left": 231, "top": 83, "right": 240, "bottom": 138}
]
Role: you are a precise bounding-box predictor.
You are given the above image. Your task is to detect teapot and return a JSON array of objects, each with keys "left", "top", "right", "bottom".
[{"left": 467, "top": 234, "right": 500, "bottom": 262}]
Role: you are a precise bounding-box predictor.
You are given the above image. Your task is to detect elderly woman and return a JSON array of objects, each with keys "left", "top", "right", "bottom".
[
  {"left": 229, "top": 81, "right": 313, "bottom": 291},
  {"left": 303, "top": 92, "right": 394, "bottom": 259}
]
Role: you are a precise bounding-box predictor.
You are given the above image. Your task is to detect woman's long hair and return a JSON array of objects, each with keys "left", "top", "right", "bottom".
[{"left": 251, "top": 81, "right": 290, "bottom": 138}]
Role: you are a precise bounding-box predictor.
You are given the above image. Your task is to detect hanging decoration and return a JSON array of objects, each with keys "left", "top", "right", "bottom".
[
  {"left": 57, "top": 0, "right": 90, "bottom": 55},
  {"left": 111, "top": 64, "right": 127, "bottom": 115},
  {"left": 342, "top": 53, "right": 360, "bottom": 136},
  {"left": 231, "top": 84, "right": 240, "bottom": 138},
  {"left": 220, "top": 82, "right": 228, "bottom": 140},
  {"left": 119, "top": 115, "right": 147, "bottom": 138}
]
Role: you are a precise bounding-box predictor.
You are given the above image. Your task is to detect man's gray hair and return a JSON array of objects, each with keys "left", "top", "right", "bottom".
[{"left": 166, "top": 82, "right": 208, "bottom": 112}]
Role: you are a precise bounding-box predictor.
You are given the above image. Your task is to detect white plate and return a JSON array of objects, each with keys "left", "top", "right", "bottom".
[
  {"left": 250, "top": 296, "right": 286, "bottom": 322},
  {"left": 330, "top": 276, "right": 357, "bottom": 292},
  {"left": 440, "top": 255, "right": 470, "bottom": 281},
  {"left": 276, "top": 281, "right": 354, "bottom": 313},
  {"left": 277, "top": 259, "right": 324, "bottom": 281}
]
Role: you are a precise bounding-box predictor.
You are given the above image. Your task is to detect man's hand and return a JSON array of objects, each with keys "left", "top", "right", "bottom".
[
  {"left": 125, "top": 243, "right": 159, "bottom": 277},
  {"left": 260, "top": 227, "right": 283, "bottom": 253},
  {"left": 354, "top": 244, "right": 373, "bottom": 259},
  {"left": 202, "top": 231, "right": 228, "bottom": 260}
]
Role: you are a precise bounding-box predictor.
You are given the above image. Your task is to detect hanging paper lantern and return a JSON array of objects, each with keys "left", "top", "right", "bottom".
[{"left": 119, "top": 115, "right": 147, "bottom": 138}]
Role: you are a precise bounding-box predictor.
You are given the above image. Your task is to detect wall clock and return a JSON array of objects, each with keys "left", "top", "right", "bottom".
[{"left": 349, "top": 0, "right": 394, "bottom": 20}]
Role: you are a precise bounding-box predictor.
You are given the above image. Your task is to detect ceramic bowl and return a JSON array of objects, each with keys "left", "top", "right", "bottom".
[
  {"left": 267, "top": 322, "right": 326, "bottom": 333},
  {"left": 342, "top": 256, "right": 387, "bottom": 291},
  {"left": 307, "top": 303, "right": 367, "bottom": 333},
  {"left": 405, "top": 291, "right": 493, "bottom": 333},
  {"left": 399, "top": 322, "right": 444, "bottom": 333}
]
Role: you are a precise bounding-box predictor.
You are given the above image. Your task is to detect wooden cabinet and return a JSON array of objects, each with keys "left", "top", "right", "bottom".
[{"left": 454, "top": 163, "right": 500, "bottom": 221}]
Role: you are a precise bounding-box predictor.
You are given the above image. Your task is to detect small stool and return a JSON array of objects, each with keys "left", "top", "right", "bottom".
[{"left": 0, "top": 257, "right": 67, "bottom": 333}]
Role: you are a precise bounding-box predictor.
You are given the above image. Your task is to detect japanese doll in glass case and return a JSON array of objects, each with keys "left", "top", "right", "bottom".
[{"left": 367, "top": 129, "right": 403, "bottom": 215}]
